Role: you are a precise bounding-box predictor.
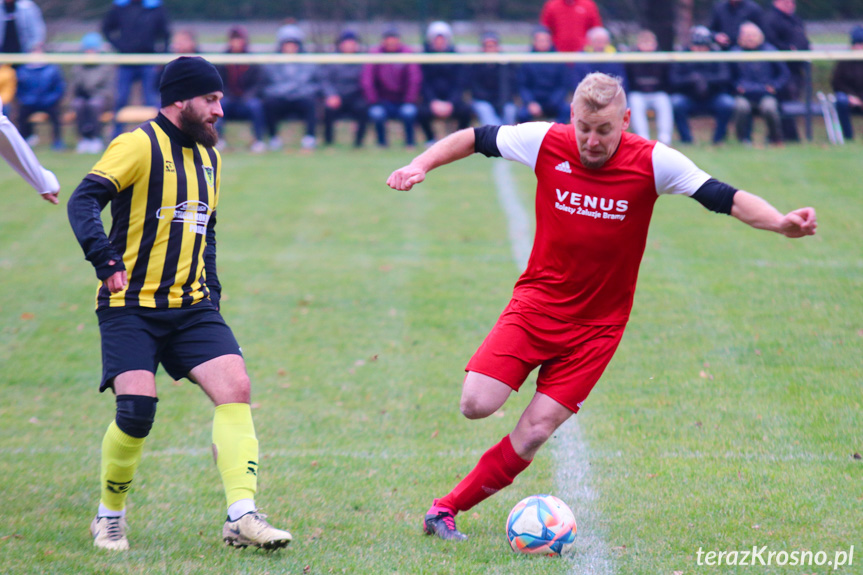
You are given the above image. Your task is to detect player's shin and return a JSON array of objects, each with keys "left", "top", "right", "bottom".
[{"left": 212, "top": 403, "right": 259, "bottom": 515}]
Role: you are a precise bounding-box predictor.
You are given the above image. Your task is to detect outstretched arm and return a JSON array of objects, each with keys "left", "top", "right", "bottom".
[
  {"left": 731, "top": 190, "right": 817, "bottom": 238},
  {"left": 0, "top": 105, "right": 60, "bottom": 204},
  {"left": 386, "top": 128, "right": 476, "bottom": 191}
]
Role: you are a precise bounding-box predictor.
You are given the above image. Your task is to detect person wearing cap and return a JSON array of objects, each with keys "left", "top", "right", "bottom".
[
  {"left": 469, "top": 31, "right": 517, "bottom": 126},
  {"left": 67, "top": 56, "right": 293, "bottom": 553},
  {"left": 319, "top": 28, "right": 368, "bottom": 147},
  {"left": 831, "top": 26, "right": 863, "bottom": 141},
  {"left": 70, "top": 32, "right": 113, "bottom": 154},
  {"left": 669, "top": 26, "right": 736, "bottom": 144},
  {"left": 216, "top": 25, "right": 266, "bottom": 152},
  {"left": 261, "top": 24, "right": 319, "bottom": 151},
  {"left": 418, "top": 21, "right": 472, "bottom": 145},
  {"left": 361, "top": 25, "right": 422, "bottom": 147}
]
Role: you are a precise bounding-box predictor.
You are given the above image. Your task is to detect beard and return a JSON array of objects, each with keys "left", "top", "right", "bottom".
[
  {"left": 179, "top": 106, "right": 219, "bottom": 147},
  {"left": 579, "top": 151, "right": 608, "bottom": 170}
]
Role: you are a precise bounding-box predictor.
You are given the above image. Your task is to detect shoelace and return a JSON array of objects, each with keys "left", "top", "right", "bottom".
[
  {"left": 440, "top": 513, "right": 457, "bottom": 531},
  {"left": 103, "top": 517, "right": 124, "bottom": 540}
]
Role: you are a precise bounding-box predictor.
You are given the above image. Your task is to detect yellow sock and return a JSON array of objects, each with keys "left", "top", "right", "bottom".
[
  {"left": 100, "top": 420, "right": 146, "bottom": 512},
  {"left": 212, "top": 403, "right": 258, "bottom": 507}
]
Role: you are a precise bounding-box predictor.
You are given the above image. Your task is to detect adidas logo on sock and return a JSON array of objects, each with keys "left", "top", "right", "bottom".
[{"left": 555, "top": 161, "right": 572, "bottom": 173}]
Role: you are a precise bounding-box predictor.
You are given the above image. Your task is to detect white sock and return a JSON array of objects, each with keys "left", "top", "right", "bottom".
[
  {"left": 227, "top": 499, "right": 256, "bottom": 521},
  {"left": 98, "top": 503, "right": 125, "bottom": 518}
]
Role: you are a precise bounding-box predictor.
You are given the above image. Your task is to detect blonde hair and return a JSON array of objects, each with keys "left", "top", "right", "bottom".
[{"left": 573, "top": 72, "right": 626, "bottom": 113}]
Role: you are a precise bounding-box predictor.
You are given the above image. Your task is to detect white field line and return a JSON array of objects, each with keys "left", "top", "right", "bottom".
[{"left": 492, "top": 161, "right": 613, "bottom": 574}]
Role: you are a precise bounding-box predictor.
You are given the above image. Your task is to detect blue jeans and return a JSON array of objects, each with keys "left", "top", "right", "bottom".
[
  {"left": 219, "top": 96, "right": 266, "bottom": 142},
  {"left": 834, "top": 92, "right": 859, "bottom": 140},
  {"left": 671, "top": 93, "right": 735, "bottom": 143},
  {"left": 114, "top": 64, "right": 160, "bottom": 136},
  {"left": 472, "top": 100, "right": 517, "bottom": 126},
  {"left": 368, "top": 101, "right": 417, "bottom": 146}
]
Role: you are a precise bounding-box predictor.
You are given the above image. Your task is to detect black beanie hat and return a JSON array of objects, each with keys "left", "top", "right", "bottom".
[{"left": 159, "top": 56, "right": 223, "bottom": 108}]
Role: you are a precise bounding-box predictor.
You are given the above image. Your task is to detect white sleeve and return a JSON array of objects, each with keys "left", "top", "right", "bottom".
[
  {"left": 496, "top": 122, "right": 554, "bottom": 171},
  {"left": 0, "top": 107, "right": 60, "bottom": 195},
  {"left": 652, "top": 142, "right": 712, "bottom": 197}
]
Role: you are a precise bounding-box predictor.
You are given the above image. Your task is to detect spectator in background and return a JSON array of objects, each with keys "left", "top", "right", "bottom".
[
  {"left": 469, "top": 31, "right": 517, "bottom": 126},
  {"left": 362, "top": 26, "right": 422, "bottom": 148},
  {"left": 831, "top": 25, "right": 863, "bottom": 141},
  {"left": 0, "top": 0, "right": 45, "bottom": 54},
  {"left": 418, "top": 21, "right": 471, "bottom": 145},
  {"left": 0, "top": 64, "right": 15, "bottom": 114},
  {"left": 625, "top": 30, "right": 672, "bottom": 145},
  {"left": 670, "top": 26, "right": 735, "bottom": 144},
  {"left": 170, "top": 28, "right": 198, "bottom": 54},
  {"left": 70, "top": 33, "right": 113, "bottom": 154},
  {"left": 708, "top": 0, "right": 763, "bottom": 50},
  {"left": 261, "top": 24, "right": 319, "bottom": 151},
  {"left": 516, "top": 26, "right": 570, "bottom": 124},
  {"left": 573, "top": 27, "right": 628, "bottom": 91},
  {"left": 15, "top": 42, "right": 65, "bottom": 150},
  {"left": 102, "top": 0, "right": 170, "bottom": 136},
  {"left": 216, "top": 25, "right": 266, "bottom": 152},
  {"left": 762, "top": 0, "right": 810, "bottom": 141},
  {"left": 539, "top": 0, "right": 602, "bottom": 53},
  {"left": 731, "top": 21, "right": 789, "bottom": 146},
  {"left": 320, "top": 29, "right": 367, "bottom": 148}
]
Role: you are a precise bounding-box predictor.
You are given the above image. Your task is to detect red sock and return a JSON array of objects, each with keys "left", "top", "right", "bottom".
[{"left": 437, "top": 435, "right": 531, "bottom": 514}]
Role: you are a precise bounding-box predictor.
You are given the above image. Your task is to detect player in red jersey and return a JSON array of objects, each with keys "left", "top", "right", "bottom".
[{"left": 386, "top": 72, "right": 817, "bottom": 541}]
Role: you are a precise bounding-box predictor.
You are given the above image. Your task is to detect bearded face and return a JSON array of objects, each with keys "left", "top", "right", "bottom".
[{"left": 179, "top": 97, "right": 220, "bottom": 147}]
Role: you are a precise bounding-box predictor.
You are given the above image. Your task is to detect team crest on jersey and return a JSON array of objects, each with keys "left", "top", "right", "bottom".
[
  {"left": 203, "top": 166, "right": 215, "bottom": 188},
  {"left": 165, "top": 160, "right": 175, "bottom": 173}
]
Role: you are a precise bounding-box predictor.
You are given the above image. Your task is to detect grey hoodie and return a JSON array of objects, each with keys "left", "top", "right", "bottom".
[{"left": 262, "top": 25, "right": 318, "bottom": 100}]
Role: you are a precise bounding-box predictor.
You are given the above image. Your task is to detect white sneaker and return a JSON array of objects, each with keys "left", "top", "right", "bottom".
[
  {"left": 90, "top": 515, "right": 129, "bottom": 551},
  {"left": 215, "top": 139, "right": 227, "bottom": 151},
  {"left": 300, "top": 135, "right": 316, "bottom": 150},
  {"left": 89, "top": 138, "right": 105, "bottom": 154},
  {"left": 249, "top": 140, "right": 266, "bottom": 153},
  {"left": 223, "top": 511, "right": 292, "bottom": 550},
  {"left": 26, "top": 134, "right": 39, "bottom": 147},
  {"left": 268, "top": 136, "right": 283, "bottom": 151},
  {"left": 75, "top": 139, "right": 89, "bottom": 154}
]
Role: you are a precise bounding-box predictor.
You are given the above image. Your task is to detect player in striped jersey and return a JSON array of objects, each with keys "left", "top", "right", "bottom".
[
  {"left": 388, "top": 72, "right": 817, "bottom": 541},
  {"left": 68, "top": 57, "right": 291, "bottom": 552}
]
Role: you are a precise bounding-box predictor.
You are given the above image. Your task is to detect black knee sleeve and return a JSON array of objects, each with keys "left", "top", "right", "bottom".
[{"left": 115, "top": 395, "right": 158, "bottom": 438}]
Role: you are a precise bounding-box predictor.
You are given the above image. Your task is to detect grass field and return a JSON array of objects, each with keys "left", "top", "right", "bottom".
[{"left": 0, "top": 137, "right": 861, "bottom": 574}]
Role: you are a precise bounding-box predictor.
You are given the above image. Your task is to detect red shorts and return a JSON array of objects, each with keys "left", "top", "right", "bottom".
[{"left": 465, "top": 299, "right": 625, "bottom": 413}]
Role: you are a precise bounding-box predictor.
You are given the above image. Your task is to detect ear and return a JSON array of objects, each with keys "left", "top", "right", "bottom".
[{"left": 621, "top": 108, "right": 631, "bottom": 131}]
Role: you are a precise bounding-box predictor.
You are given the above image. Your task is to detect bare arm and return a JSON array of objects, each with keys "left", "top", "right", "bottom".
[
  {"left": 730, "top": 190, "right": 817, "bottom": 238},
  {"left": 386, "top": 128, "right": 476, "bottom": 191}
]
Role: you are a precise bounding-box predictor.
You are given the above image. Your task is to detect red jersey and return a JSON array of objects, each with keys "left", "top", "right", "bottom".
[
  {"left": 495, "top": 123, "right": 711, "bottom": 325},
  {"left": 540, "top": 0, "right": 603, "bottom": 53}
]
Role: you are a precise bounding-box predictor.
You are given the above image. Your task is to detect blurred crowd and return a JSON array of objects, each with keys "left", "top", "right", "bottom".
[{"left": 1, "top": 0, "right": 861, "bottom": 152}]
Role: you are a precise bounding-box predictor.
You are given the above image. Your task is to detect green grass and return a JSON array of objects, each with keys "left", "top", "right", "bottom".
[{"left": 0, "top": 139, "right": 861, "bottom": 574}]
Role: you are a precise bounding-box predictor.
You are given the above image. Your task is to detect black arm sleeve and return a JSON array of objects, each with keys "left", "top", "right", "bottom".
[
  {"left": 690, "top": 178, "right": 738, "bottom": 215},
  {"left": 67, "top": 177, "right": 126, "bottom": 280},
  {"left": 204, "top": 210, "right": 221, "bottom": 310},
  {"left": 474, "top": 125, "right": 502, "bottom": 158}
]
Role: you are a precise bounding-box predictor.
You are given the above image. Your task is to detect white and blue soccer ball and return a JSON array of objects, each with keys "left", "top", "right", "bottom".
[{"left": 506, "top": 494, "right": 577, "bottom": 556}]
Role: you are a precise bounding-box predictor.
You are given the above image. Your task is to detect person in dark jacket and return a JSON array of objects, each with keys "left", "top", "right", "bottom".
[
  {"left": 417, "top": 21, "right": 472, "bottom": 144},
  {"left": 15, "top": 42, "right": 65, "bottom": 149},
  {"left": 361, "top": 26, "right": 422, "bottom": 148},
  {"left": 102, "top": 0, "right": 170, "bottom": 135},
  {"left": 216, "top": 25, "right": 265, "bottom": 152},
  {"left": 70, "top": 32, "right": 113, "bottom": 153},
  {"left": 670, "top": 26, "right": 735, "bottom": 144},
  {"left": 320, "top": 29, "right": 367, "bottom": 147},
  {"left": 731, "top": 22, "right": 790, "bottom": 145},
  {"left": 0, "top": 0, "right": 45, "bottom": 54},
  {"left": 517, "top": 26, "right": 570, "bottom": 124},
  {"left": 625, "top": 29, "right": 672, "bottom": 144},
  {"left": 469, "top": 31, "right": 517, "bottom": 126},
  {"left": 831, "top": 26, "right": 863, "bottom": 141},
  {"left": 709, "top": 0, "right": 764, "bottom": 49},
  {"left": 762, "top": 0, "right": 810, "bottom": 141}
]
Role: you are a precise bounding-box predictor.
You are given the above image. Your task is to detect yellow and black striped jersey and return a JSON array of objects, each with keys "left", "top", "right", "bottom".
[{"left": 85, "top": 115, "right": 221, "bottom": 310}]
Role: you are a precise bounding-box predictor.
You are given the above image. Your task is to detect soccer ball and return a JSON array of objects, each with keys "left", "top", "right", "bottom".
[{"left": 506, "top": 494, "right": 576, "bottom": 556}]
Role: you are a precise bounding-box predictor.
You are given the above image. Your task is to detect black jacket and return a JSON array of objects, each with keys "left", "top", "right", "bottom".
[
  {"left": 708, "top": 0, "right": 764, "bottom": 48},
  {"left": 670, "top": 56, "right": 733, "bottom": 100},
  {"left": 762, "top": 6, "right": 810, "bottom": 52},
  {"left": 102, "top": 2, "right": 169, "bottom": 54}
]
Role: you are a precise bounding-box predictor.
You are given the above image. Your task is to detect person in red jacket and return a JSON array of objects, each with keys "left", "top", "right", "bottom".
[{"left": 539, "top": 0, "right": 603, "bottom": 53}]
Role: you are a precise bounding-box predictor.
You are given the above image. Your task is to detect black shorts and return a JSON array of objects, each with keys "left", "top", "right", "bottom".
[{"left": 97, "top": 306, "right": 242, "bottom": 392}]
